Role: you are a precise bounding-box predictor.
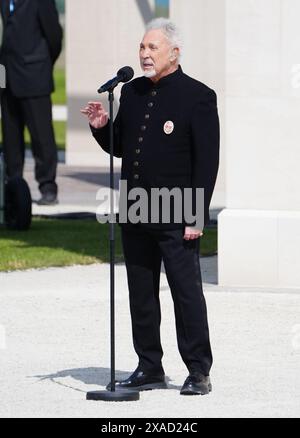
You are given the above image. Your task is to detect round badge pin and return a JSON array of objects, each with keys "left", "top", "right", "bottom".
[{"left": 164, "top": 121, "right": 174, "bottom": 135}]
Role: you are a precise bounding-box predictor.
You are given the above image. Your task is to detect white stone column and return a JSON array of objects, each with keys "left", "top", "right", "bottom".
[
  {"left": 170, "top": 0, "right": 226, "bottom": 210},
  {"left": 218, "top": 0, "right": 300, "bottom": 288},
  {"left": 66, "top": 0, "right": 155, "bottom": 166}
]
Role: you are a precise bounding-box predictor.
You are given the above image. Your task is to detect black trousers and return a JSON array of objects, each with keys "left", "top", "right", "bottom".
[
  {"left": 1, "top": 86, "right": 58, "bottom": 195},
  {"left": 121, "top": 224, "right": 213, "bottom": 376}
]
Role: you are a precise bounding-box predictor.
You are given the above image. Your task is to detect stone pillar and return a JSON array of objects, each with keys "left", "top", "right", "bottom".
[
  {"left": 218, "top": 0, "right": 300, "bottom": 288},
  {"left": 170, "top": 0, "right": 226, "bottom": 210},
  {"left": 66, "top": 0, "right": 155, "bottom": 166}
]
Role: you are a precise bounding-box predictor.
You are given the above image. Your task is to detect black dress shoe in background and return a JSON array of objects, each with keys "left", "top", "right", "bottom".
[
  {"left": 106, "top": 367, "right": 168, "bottom": 391},
  {"left": 180, "top": 372, "right": 212, "bottom": 396},
  {"left": 36, "top": 192, "right": 58, "bottom": 206}
]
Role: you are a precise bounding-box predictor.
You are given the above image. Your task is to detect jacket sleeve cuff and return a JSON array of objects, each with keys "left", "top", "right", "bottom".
[{"left": 89, "top": 123, "right": 102, "bottom": 135}]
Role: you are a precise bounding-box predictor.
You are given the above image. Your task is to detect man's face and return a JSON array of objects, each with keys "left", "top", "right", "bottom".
[{"left": 139, "top": 29, "right": 178, "bottom": 81}]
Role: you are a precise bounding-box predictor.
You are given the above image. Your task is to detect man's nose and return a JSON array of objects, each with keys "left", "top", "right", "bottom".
[{"left": 142, "top": 49, "right": 151, "bottom": 58}]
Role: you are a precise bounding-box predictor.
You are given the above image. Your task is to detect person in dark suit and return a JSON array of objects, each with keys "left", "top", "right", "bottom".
[
  {"left": 0, "top": 0, "right": 63, "bottom": 204},
  {"left": 81, "top": 18, "right": 220, "bottom": 395}
]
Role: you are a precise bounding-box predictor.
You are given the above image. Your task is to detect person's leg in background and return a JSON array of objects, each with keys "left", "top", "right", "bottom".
[
  {"left": 21, "top": 95, "right": 58, "bottom": 204},
  {"left": 1, "top": 86, "right": 25, "bottom": 178}
]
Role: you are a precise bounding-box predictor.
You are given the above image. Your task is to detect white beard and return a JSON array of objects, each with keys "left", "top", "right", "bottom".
[{"left": 143, "top": 68, "right": 157, "bottom": 78}]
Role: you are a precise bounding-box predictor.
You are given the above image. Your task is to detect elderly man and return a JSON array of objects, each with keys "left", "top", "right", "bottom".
[{"left": 81, "top": 18, "right": 220, "bottom": 396}]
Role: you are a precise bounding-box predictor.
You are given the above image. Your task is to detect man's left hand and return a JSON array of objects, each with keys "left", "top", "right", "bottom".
[{"left": 183, "top": 227, "right": 203, "bottom": 240}]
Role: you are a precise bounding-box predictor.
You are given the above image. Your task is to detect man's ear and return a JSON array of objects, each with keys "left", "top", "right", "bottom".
[{"left": 170, "top": 47, "right": 180, "bottom": 62}]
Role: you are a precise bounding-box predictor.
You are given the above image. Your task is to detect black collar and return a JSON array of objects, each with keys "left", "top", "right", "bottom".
[{"left": 144, "top": 65, "right": 184, "bottom": 89}]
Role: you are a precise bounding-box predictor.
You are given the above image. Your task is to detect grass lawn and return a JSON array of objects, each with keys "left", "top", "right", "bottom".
[
  {"left": 52, "top": 68, "right": 66, "bottom": 105},
  {"left": 0, "top": 218, "right": 217, "bottom": 272},
  {"left": 0, "top": 219, "right": 123, "bottom": 272}
]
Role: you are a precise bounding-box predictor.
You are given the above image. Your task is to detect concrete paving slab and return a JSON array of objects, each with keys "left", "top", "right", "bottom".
[{"left": 0, "top": 260, "right": 299, "bottom": 418}]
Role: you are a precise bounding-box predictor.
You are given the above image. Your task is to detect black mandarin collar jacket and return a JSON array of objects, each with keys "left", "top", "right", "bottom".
[{"left": 91, "top": 66, "right": 220, "bottom": 230}]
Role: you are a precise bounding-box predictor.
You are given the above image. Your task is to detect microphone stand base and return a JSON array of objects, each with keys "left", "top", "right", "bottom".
[{"left": 86, "top": 389, "right": 140, "bottom": 402}]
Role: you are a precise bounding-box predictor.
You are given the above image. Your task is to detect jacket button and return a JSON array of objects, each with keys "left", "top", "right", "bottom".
[
  {"left": 135, "top": 149, "right": 141, "bottom": 154},
  {"left": 151, "top": 90, "right": 157, "bottom": 96},
  {"left": 141, "top": 125, "right": 146, "bottom": 131},
  {"left": 133, "top": 161, "right": 139, "bottom": 167},
  {"left": 138, "top": 137, "right": 143, "bottom": 142},
  {"left": 145, "top": 114, "right": 150, "bottom": 119},
  {"left": 134, "top": 174, "right": 139, "bottom": 180},
  {"left": 148, "top": 102, "right": 154, "bottom": 108}
]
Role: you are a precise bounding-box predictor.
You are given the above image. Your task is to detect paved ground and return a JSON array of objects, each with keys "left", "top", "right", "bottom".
[
  {"left": 1, "top": 259, "right": 300, "bottom": 418},
  {"left": 25, "top": 154, "right": 113, "bottom": 215},
  {"left": 0, "top": 158, "right": 298, "bottom": 418}
]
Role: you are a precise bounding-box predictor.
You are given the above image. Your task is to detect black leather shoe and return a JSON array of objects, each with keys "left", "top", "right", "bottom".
[
  {"left": 106, "top": 368, "right": 168, "bottom": 391},
  {"left": 36, "top": 193, "right": 58, "bottom": 206},
  {"left": 180, "top": 372, "right": 212, "bottom": 396}
]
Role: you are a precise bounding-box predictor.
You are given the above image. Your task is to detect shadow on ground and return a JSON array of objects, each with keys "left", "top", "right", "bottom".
[
  {"left": 30, "top": 367, "right": 182, "bottom": 393},
  {"left": 62, "top": 170, "right": 121, "bottom": 190}
]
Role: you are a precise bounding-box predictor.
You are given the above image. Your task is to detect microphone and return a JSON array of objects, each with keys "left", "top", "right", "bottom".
[{"left": 97, "top": 66, "right": 134, "bottom": 94}]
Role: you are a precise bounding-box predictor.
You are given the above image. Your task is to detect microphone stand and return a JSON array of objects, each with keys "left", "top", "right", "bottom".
[{"left": 86, "top": 88, "right": 139, "bottom": 402}]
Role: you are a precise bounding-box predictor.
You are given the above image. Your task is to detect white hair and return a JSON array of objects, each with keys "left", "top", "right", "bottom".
[{"left": 145, "top": 18, "right": 183, "bottom": 60}]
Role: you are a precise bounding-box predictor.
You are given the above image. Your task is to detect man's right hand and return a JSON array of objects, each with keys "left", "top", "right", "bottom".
[{"left": 80, "top": 101, "right": 109, "bottom": 129}]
